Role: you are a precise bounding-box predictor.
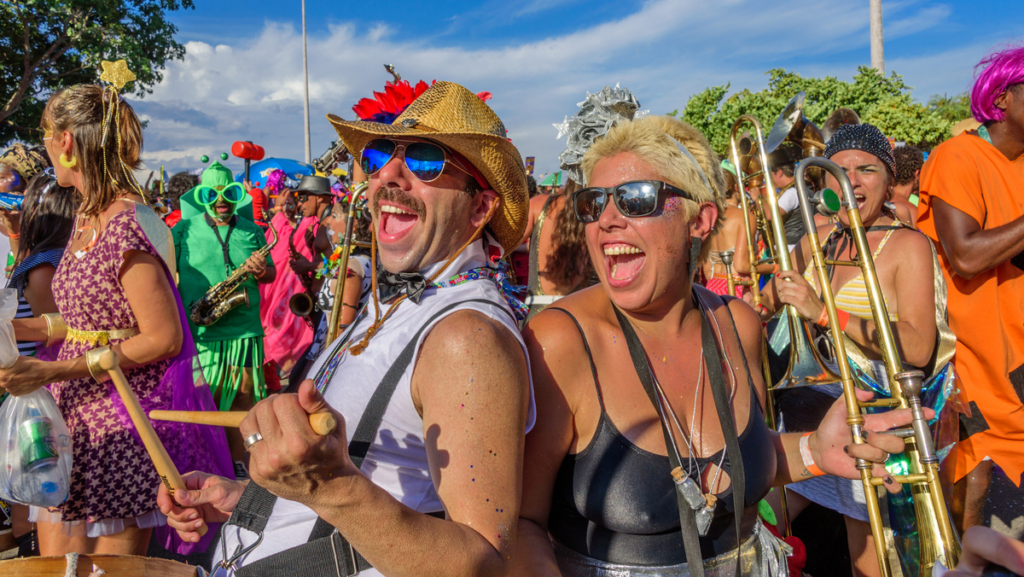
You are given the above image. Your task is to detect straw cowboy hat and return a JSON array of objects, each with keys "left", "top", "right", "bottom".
[{"left": 328, "top": 81, "right": 528, "bottom": 252}]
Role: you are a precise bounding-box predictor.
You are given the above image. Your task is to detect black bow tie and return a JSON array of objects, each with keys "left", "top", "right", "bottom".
[{"left": 376, "top": 263, "right": 429, "bottom": 304}]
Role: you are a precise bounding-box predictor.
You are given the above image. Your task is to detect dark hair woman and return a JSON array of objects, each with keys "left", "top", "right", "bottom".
[
  {"left": 0, "top": 83, "right": 231, "bottom": 557},
  {"left": 8, "top": 171, "right": 77, "bottom": 358}
]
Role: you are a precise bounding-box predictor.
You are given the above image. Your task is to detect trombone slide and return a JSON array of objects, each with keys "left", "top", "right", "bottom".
[
  {"left": 793, "top": 157, "right": 960, "bottom": 577},
  {"left": 325, "top": 182, "right": 368, "bottom": 345}
]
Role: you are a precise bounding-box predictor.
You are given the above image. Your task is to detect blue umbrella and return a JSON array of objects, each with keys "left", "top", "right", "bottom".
[{"left": 234, "top": 158, "right": 314, "bottom": 188}]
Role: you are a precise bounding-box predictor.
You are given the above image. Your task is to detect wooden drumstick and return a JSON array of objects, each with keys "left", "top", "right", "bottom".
[
  {"left": 149, "top": 410, "right": 337, "bottom": 436},
  {"left": 98, "top": 350, "right": 208, "bottom": 537}
]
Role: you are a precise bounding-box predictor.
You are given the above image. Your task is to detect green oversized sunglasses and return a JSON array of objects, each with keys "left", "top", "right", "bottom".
[{"left": 195, "top": 182, "right": 247, "bottom": 206}]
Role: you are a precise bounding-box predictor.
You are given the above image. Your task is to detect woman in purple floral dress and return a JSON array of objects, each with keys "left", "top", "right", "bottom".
[{"left": 0, "top": 84, "right": 232, "bottom": 556}]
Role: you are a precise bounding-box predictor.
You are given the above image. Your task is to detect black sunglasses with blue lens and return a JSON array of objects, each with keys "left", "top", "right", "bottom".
[
  {"left": 573, "top": 180, "right": 693, "bottom": 223},
  {"left": 360, "top": 138, "right": 474, "bottom": 183}
]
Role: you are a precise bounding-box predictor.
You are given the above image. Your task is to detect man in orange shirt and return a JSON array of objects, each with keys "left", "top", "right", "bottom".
[{"left": 918, "top": 46, "right": 1024, "bottom": 533}]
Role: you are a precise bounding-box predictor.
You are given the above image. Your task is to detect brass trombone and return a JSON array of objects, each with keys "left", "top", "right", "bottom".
[
  {"left": 726, "top": 120, "right": 768, "bottom": 305},
  {"left": 728, "top": 114, "right": 841, "bottom": 390},
  {"left": 792, "top": 157, "right": 960, "bottom": 577},
  {"left": 324, "top": 180, "right": 368, "bottom": 345},
  {"left": 727, "top": 113, "right": 840, "bottom": 538}
]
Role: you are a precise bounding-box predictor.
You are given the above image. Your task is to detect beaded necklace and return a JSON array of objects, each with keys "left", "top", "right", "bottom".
[{"left": 311, "top": 264, "right": 526, "bottom": 393}]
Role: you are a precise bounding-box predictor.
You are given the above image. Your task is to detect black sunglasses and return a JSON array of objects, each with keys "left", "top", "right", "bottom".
[{"left": 573, "top": 180, "right": 693, "bottom": 223}]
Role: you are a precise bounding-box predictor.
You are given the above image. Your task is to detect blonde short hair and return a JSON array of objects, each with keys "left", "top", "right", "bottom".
[
  {"left": 580, "top": 116, "right": 726, "bottom": 261},
  {"left": 581, "top": 115, "right": 725, "bottom": 220}
]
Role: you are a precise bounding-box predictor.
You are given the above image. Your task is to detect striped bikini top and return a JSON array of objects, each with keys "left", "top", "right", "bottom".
[{"left": 802, "top": 227, "right": 898, "bottom": 321}]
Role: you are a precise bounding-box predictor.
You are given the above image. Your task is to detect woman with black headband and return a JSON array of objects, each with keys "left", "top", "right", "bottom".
[
  {"left": 756, "top": 123, "right": 955, "bottom": 577},
  {"left": 512, "top": 116, "right": 922, "bottom": 577}
]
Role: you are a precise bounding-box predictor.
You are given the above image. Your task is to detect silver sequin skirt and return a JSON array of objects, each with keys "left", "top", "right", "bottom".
[{"left": 553, "top": 519, "right": 791, "bottom": 577}]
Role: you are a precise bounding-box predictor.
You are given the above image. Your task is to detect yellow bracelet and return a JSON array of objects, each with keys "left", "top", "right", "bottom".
[
  {"left": 41, "top": 313, "right": 67, "bottom": 347},
  {"left": 85, "top": 346, "right": 112, "bottom": 384}
]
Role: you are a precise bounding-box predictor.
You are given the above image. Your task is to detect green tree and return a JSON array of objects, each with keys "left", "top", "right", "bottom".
[
  {"left": 0, "top": 0, "right": 194, "bottom": 145},
  {"left": 677, "top": 66, "right": 951, "bottom": 157},
  {"left": 928, "top": 92, "right": 972, "bottom": 124}
]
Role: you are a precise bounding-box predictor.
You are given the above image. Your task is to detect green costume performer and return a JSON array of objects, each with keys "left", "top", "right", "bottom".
[{"left": 172, "top": 161, "right": 274, "bottom": 412}]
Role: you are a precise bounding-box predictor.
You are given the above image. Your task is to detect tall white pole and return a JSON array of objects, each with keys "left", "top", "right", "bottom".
[
  {"left": 302, "top": 0, "right": 311, "bottom": 164},
  {"left": 870, "top": 0, "right": 885, "bottom": 75}
]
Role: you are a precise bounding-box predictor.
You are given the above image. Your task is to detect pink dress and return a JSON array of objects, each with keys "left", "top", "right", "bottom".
[{"left": 259, "top": 211, "right": 314, "bottom": 366}]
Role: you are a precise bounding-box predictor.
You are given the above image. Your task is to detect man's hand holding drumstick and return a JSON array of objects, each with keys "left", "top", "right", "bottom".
[{"left": 157, "top": 380, "right": 348, "bottom": 542}]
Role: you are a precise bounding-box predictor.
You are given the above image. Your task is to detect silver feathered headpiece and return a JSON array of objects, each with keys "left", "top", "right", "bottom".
[{"left": 554, "top": 84, "right": 644, "bottom": 186}]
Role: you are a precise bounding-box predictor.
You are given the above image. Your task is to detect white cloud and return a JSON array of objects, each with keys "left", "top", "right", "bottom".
[{"left": 134, "top": 0, "right": 1004, "bottom": 178}]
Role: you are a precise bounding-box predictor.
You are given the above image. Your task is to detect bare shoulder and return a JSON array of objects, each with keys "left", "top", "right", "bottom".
[
  {"left": 886, "top": 227, "right": 935, "bottom": 276},
  {"left": 102, "top": 198, "right": 138, "bottom": 223},
  {"left": 886, "top": 227, "right": 933, "bottom": 260},
  {"left": 726, "top": 294, "right": 762, "bottom": 340},
  {"left": 522, "top": 287, "right": 605, "bottom": 391},
  {"left": 412, "top": 307, "right": 529, "bottom": 412},
  {"left": 523, "top": 296, "right": 592, "bottom": 356},
  {"left": 424, "top": 308, "right": 523, "bottom": 359},
  {"left": 695, "top": 285, "right": 759, "bottom": 340},
  {"left": 530, "top": 194, "right": 551, "bottom": 213}
]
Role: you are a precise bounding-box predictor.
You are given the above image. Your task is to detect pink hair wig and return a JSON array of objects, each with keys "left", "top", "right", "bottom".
[{"left": 971, "top": 46, "right": 1024, "bottom": 123}]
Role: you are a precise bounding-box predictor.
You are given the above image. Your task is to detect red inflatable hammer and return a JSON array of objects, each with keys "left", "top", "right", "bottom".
[{"left": 232, "top": 141, "right": 265, "bottom": 183}]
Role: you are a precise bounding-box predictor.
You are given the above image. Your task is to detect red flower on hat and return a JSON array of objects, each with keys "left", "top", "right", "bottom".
[
  {"left": 352, "top": 81, "right": 496, "bottom": 124},
  {"left": 353, "top": 80, "right": 433, "bottom": 124}
]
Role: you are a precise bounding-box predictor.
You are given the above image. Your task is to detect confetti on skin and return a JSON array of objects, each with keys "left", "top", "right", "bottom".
[{"left": 659, "top": 196, "right": 687, "bottom": 219}]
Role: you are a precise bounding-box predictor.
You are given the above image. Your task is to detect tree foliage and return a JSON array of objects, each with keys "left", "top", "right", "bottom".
[
  {"left": 0, "top": 0, "right": 194, "bottom": 145},
  {"left": 673, "top": 67, "right": 952, "bottom": 157},
  {"left": 928, "top": 92, "right": 972, "bottom": 124}
]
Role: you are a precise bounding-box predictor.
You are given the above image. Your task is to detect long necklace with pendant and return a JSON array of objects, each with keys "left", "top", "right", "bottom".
[{"left": 654, "top": 320, "right": 737, "bottom": 536}]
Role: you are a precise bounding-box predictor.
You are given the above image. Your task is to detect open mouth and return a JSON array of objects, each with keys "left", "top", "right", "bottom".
[
  {"left": 379, "top": 203, "right": 419, "bottom": 241},
  {"left": 853, "top": 193, "right": 866, "bottom": 209},
  {"left": 603, "top": 242, "right": 646, "bottom": 286},
  {"left": 215, "top": 203, "right": 231, "bottom": 214}
]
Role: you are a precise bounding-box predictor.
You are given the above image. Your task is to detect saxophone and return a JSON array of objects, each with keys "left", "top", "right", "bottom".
[{"left": 189, "top": 225, "right": 279, "bottom": 326}]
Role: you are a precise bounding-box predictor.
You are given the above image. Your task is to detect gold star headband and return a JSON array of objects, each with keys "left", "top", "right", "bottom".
[{"left": 99, "top": 59, "right": 146, "bottom": 202}]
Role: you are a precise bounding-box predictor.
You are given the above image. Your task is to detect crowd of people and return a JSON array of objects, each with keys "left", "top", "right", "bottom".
[{"left": 0, "top": 45, "right": 1022, "bottom": 577}]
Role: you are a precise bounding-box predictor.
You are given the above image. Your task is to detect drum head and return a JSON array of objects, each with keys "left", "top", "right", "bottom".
[{"left": 0, "top": 554, "right": 199, "bottom": 576}]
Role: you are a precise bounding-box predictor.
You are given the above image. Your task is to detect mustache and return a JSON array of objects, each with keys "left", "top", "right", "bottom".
[{"left": 372, "top": 187, "right": 426, "bottom": 219}]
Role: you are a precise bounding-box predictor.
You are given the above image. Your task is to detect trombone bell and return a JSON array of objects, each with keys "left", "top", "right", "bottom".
[{"left": 766, "top": 307, "right": 843, "bottom": 390}]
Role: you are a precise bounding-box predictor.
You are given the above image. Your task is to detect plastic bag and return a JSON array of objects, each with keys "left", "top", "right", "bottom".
[
  {"left": 0, "top": 288, "right": 20, "bottom": 368},
  {"left": 0, "top": 388, "right": 73, "bottom": 507}
]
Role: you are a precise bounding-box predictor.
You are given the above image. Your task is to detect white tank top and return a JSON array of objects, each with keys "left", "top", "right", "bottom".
[{"left": 217, "top": 241, "right": 535, "bottom": 574}]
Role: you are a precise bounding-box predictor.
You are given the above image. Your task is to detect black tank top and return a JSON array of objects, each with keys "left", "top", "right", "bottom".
[{"left": 547, "top": 308, "right": 777, "bottom": 566}]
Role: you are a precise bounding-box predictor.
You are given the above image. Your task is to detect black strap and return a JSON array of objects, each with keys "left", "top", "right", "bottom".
[
  {"left": 232, "top": 298, "right": 502, "bottom": 577},
  {"left": 612, "top": 295, "right": 745, "bottom": 577},
  {"left": 205, "top": 213, "right": 238, "bottom": 275}
]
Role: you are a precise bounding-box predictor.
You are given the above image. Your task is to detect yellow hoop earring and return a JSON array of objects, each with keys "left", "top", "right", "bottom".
[{"left": 59, "top": 153, "right": 77, "bottom": 169}]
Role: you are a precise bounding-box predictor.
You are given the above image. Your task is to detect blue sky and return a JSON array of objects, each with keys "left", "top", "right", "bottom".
[{"left": 134, "top": 0, "right": 1024, "bottom": 178}]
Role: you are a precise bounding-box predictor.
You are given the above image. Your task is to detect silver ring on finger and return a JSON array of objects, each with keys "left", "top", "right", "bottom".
[{"left": 243, "top": 432, "right": 263, "bottom": 450}]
